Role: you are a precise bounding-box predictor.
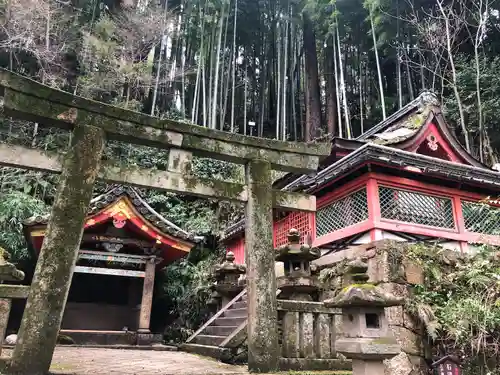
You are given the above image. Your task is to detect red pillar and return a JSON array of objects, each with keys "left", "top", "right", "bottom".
[
  {"left": 453, "top": 196, "right": 467, "bottom": 254},
  {"left": 366, "top": 178, "right": 382, "bottom": 241}
]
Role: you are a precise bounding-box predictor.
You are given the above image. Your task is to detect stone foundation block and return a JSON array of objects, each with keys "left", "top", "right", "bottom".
[
  {"left": 403, "top": 260, "right": 424, "bottom": 285},
  {"left": 408, "top": 355, "right": 429, "bottom": 375},
  {"left": 389, "top": 326, "right": 423, "bottom": 356},
  {"left": 384, "top": 352, "right": 413, "bottom": 375},
  {"left": 364, "top": 241, "right": 424, "bottom": 285},
  {"left": 378, "top": 282, "right": 411, "bottom": 298},
  {"left": 386, "top": 306, "right": 405, "bottom": 327},
  {"left": 137, "top": 332, "right": 154, "bottom": 346},
  {"left": 386, "top": 306, "right": 423, "bottom": 334},
  {"left": 367, "top": 250, "right": 391, "bottom": 283},
  {"left": 385, "top": 353, "right": 429, "bottom": 375},
  {"left": 278, "top": 357, "right": 351, "bottom": 371}
]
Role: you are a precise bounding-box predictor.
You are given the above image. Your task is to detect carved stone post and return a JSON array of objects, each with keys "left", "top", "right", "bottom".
[
  {"left": 245, "top": 159, "right": 278, "bottom": 373},
  {"left": 0, "top": 247, "right": 25, "bottom": 356},
  {"left": 10, "top": 124, "right": 105, "bottom": 375},
  {"left": 137, "top": 257, "right": 156, "bottom": 345}
]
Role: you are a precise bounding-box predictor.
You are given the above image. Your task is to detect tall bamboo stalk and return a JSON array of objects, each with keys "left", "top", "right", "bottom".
[
  {"left": 336, "top": 22, "right": 350, "bottom": 138},
  {"left": 282, "top": 7, "right": 290, "bottom": 141},
  {"left": 333, "top": 27, "right": 343, "bottom": 138},
  {"left": 230, "top": 0, "right": 238, "bottom": 133},
  {"left": 151, "top": 3, "right": 170, "bottom": 116},
  {"left": 369, "top": 4, "right": 386, "bottom": 119},
  {"left": 211, "top": 4, "right": 226, "bottom": 129},
  {"left": 276, "top": 20, "right": 281, "bottom": 139},
  {"left": 436, "top": 0, "right": 470, "bottom": 152}
]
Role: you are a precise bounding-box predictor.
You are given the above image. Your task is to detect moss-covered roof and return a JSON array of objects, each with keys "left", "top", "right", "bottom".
[{"left": 357, "top": 91, "right": 439, "bottom": 144}]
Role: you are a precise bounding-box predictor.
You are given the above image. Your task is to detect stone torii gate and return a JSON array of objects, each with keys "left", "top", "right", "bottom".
[{"left": 0, "top": 69, "right": 329, "bottom": 374}]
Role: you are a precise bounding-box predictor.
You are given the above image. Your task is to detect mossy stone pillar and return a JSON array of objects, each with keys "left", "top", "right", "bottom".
[
  {"left": 245, "top": 159, "right": 278, "bottom": 373},
  {"left": 10, "top": 124, "right": 105, "bottom": 375}
]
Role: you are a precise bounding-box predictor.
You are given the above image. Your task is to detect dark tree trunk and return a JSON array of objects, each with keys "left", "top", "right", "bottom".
[
  {"left": 302, "top": 11, "right": 322, "bottom": 141},
  {"left": 324, "top": 36, "right": 338, "bottom": 136}
]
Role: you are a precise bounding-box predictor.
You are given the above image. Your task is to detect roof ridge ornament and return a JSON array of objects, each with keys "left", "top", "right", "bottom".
[{"left": 418, "top": 90, "right": 440, "bottom": 107}]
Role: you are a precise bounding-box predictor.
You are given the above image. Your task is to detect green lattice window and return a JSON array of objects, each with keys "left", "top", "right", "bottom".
[
  {"left": 462, "top": 201, "right": 500, "bottom": 235},
  {"left": 379, "top": 186, "right": 455, "bottom": 229},
  {"left": 316, "top": 188, "right": 368, "bottom": 237}
]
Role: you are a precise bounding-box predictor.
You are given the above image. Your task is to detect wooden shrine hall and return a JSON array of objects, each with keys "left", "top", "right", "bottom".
[
  {"left": 23, "top": 185, "right": 202, "bottom": 345},
  {"left": 223, "top": 91, "right": 500, "bottom": 262}
]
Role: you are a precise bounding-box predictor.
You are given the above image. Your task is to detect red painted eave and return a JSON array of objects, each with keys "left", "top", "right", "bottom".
[{"left": 24, "top": 197, "right": 195, "bottom": 269}]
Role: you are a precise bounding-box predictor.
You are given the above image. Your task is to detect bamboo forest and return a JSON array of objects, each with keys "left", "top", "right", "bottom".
[
  {"left": 1, "top": 1, "right": 500, "bottom": 374},
  {"left": 3, "top": 0, "right": 500, "bottom": 155}
]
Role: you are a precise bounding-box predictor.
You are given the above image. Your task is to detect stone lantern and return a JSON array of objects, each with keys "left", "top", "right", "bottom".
[
  {"left": 206, "top": 284, "right": 222, "bottom": 317},
  {"left": 214, "top": 251, "right": 246, "bottom": 307},
  {"left": 275, "top": 228, "right": 320, "bottom": 301},
  {"left": 324, "top": 257, "right": 403, "bottom": 375}
]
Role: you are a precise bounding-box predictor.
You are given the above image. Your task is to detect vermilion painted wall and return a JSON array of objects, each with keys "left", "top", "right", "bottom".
[
  {"left": 226, "top": 237, "right": 245, "bottom": 264},
  {"left": 225, "top": 212, "right": 315, "bottom": 264},
  {"left": 226, "top": 172, "right": 500, "bottom": 261},
  {"left": 224, "top": 125, "right": 500, "bottom": 261}
]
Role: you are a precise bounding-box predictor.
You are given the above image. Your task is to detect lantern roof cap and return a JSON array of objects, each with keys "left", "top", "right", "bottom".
[{"left": 275, "top": 229, "right": 321, "bottom": 262}]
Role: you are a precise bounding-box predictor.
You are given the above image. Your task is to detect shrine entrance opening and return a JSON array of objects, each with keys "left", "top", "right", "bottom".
[
  {"left": 65, "top": 273, "right": 139, "bottom": 332},
  {"left": 0, "top": 68, "right": 329, "bottom": 374}
]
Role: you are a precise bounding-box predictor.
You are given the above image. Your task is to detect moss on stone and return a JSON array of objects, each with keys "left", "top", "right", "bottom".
[
  {"left": 371, "top": 337, "right": 397, "bottom": 345},
  {"left": 8, "top": 124, "right": 105, "bottom": 375},
  {"left": 3, "top": 68, "right": 327, "bottom": 155},
  {"left": 245, "top": 159, "right": 279, "bottom": 373}
]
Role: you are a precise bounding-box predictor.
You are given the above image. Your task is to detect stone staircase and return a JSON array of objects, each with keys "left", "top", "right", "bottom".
[{"left": 180, "top": 289, "right": 248, "bottom": 360}]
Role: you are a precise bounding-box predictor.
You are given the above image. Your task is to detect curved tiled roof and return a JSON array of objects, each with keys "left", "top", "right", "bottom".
[
  {"left": 24, "top": 185, "right": 204, "bottom": 243},
  {"left": 221, "top": 91, "right": 493, "bottom": 241}
]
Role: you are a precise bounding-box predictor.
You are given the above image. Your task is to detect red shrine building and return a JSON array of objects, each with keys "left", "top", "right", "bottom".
[
  {"left": 23, "top": 185, "right": 202, "bottom": 345},
  {"left": 223, "top": 92, "right": 500, "bottom": 263}
]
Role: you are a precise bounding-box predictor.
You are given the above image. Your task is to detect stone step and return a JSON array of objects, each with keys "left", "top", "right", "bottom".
[
  {"left": 179, "top": 343, "right": 230, "bottom": 361},
  {"left": 204, "top": 325, "right": 238, "bottom": 336},
  {"left": 214, "top": 316, "right": 246, "bottom": 326},
  {"left": 194, "top": 334, "right": 227, "bottom": 346},
  {"left": 232, "top": 301, "right": 247, "bottom": 310},
  {"left": 224, "top": 308, "right": 247, "bottom": 318}
]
